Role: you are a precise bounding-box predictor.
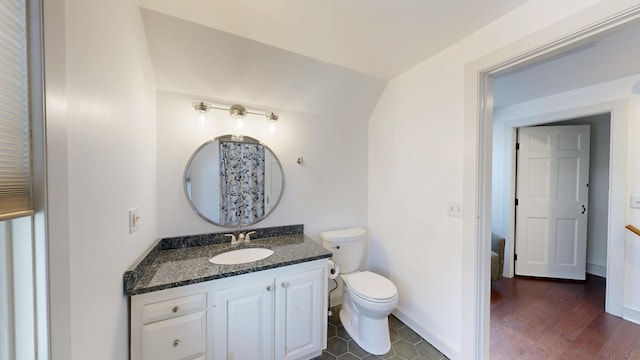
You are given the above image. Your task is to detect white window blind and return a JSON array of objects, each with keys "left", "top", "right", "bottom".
[{"left": 0, "top": 0, "right": 33, "bottom": 220}]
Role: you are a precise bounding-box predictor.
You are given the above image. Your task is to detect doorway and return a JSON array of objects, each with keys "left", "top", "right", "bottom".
[
  {"left": 491, "top": 113, "right": 615, "bottom": 357},
  {"left": 464, "top": 4, "right": 640, "bottom": 359}
]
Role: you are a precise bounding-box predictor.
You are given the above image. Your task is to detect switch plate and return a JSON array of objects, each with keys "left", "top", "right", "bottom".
[
  {"left": 447, "top": 201, "right": 462, "bottom": 217},
  {"left": 632, "top": 195, "right": 640, "bottom": 209},
  {"left": 129, "top": 208, "right": 140, "bottom": 233}
]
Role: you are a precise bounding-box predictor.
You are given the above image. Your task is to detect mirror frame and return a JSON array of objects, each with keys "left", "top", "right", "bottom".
[{"left": 183, "top": 135, "right": 285, "bottom": 227}]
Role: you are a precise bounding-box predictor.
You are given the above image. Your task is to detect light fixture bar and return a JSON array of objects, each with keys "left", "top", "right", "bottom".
[{"left": 192, "top": 101, "right": 278, "bottom": 121}]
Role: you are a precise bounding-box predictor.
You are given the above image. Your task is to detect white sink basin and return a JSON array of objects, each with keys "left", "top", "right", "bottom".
[{"left": 209, "top": 247, "right": 274, "bottom": 265}]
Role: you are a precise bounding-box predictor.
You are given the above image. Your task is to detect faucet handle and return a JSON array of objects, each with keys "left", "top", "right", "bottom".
[
  {"left": 225, "top": 234, "right": 238, "bottom": 244},
  {"left": 245, "top": 231, "right": 257, "bottom": 242}
]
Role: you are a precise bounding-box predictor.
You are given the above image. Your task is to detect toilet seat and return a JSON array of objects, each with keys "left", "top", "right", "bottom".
[{"left": 344, "top": 271, "right": 397, "bottom": 303}]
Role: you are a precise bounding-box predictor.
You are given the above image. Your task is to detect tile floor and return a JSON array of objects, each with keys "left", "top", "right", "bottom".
[{"left": 314, "top": 306, "right": 449, "bottom": 360}]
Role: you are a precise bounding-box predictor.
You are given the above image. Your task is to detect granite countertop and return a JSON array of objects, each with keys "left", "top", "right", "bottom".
[{"left": 124, "top": 225, "right": 332, "bottom": 296}]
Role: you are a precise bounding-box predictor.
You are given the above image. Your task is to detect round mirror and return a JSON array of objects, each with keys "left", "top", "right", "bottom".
[{"left": 184, "top": 135, "right": 284, "bottom": 227}]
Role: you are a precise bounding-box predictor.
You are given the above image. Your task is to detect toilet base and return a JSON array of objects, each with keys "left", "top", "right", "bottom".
[{"left": 339, "top": 303, "right": 392, "bottom": 355}]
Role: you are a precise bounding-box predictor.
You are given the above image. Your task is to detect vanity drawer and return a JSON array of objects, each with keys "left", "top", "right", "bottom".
[
  {"left": 142, "top": 292, "right": 206, "bottom": 324},
  {"left": 142, "top": 311, "right": 206, "bottom": 360}
]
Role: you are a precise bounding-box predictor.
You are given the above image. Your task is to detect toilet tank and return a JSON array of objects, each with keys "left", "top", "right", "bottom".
[{"left": 320, "top": 227, "right": 367, "bottom": 273}]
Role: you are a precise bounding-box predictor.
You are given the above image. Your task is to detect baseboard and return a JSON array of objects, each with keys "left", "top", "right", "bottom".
[
  {"left": 392, "top": 306, "right": 461, "bottom": 360},
  {"left": 586, "top": 263, "right": 606, "bottom": 278},
  {"left": 623, "top": 306, "right": 640, "bottom": 326}
]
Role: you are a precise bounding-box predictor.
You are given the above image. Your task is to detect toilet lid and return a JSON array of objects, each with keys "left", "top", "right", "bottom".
[{"left": 345, "top": 271, "right": 397, "bottom": 302}]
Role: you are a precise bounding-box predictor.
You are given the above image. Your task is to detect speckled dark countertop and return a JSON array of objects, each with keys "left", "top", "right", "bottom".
[{"left": 123, "top": 225, "right": 332, "bottom": 296}]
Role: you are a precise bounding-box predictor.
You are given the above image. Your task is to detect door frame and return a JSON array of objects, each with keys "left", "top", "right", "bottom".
[{"left": 463, "top": 3, "right": 640, "bottom": 359}]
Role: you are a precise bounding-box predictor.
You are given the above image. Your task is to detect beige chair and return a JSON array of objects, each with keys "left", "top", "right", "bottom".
[{"left": 491, "top": 233, "right": 505, "bottom": 281}]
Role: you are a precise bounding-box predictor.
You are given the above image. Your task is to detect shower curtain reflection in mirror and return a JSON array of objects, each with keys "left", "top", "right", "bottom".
[{"left": 219, "top": 141, "right": 266, "bottom": 226}]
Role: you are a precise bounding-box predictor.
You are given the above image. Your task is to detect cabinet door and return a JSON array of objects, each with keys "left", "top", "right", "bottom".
[
  {"left": 213, "top": 279, "right": 275, "bottom": 360},
  {"left": 142, "top": 311, "right": 206, "bottom": 360},
  {"left": 275, "top": 268, "right": 324, "bottom": 360}
]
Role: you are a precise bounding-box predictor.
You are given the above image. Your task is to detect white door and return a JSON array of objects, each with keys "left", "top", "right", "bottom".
[
  {"left": 515, "top": 125, "right": 590, "bottom": 280},
  {"left": 275, "top": 269, "right": 324, "bottom": 360},
  {"left": 213, "top": 279, "right": 275, "bottom": 360}
]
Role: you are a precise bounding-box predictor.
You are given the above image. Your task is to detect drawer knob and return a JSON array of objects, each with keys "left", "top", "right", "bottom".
[
  {"left": 172, "top": 306, "right": 179, "bottom": 313},
  {"left": 266, "top": 285, "right": 272, "bottom": 291},
  {"left": 173, "top": 339, "right": 180, "bottom": 347},
  {"left": 281, "top": 282, "right": 289, "bottom": 288}
]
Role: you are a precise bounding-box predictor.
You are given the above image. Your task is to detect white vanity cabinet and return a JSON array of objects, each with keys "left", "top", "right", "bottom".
[
  {"left": 213, "top": 267, "right": 325, "bottom": 360},
  {"left": 129, "top": 259, "right": 327, "bottom": 360}
]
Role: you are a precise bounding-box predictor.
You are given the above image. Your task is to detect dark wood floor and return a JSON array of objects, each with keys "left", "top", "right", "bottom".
[{"left": 491, "top": 275, "right": 640, "bottom": 359}]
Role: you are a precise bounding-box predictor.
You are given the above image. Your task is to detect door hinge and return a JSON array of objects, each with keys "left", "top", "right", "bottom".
[
  {"left": 516, "top": 142, "right": 520, "bottom": 151},
  {"left": 514, "top": 254, "right": 518, "bottom": 261},
  {"left": 515, "top": 198, "right": 519, "bottom": 206}
]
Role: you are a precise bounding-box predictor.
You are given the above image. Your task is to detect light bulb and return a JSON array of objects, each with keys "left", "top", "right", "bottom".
[
  {"left": 232, "top": 117, "right": 245, "bottom": 141},
  {"left": 197, "top": 112, "right": 206, "bottom": 126},
  {"left": 268, "top": 119, "right": 277, "bottom": 135},
  {"left": 265, "top": 112, "right": 279, "bottom": 136}
]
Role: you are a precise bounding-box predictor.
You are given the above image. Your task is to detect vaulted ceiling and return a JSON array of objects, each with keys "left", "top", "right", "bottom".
[
  {"left": 139, "top": 1, "right": 640, "bottom": 111},
  {"left": 139, "top": 0, "right": 528, "bottom": 80}
]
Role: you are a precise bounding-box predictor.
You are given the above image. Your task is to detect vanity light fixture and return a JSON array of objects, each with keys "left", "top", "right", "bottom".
[
  {"left": 192, "top": 101, "right": 279, "bottom": 140},
  {"left": 192, "top": 102, "right": 278, "bottom": 122}
]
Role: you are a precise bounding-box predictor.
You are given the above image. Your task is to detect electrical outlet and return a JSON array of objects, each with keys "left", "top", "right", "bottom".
[
  {"left": 129, "top": 208, "right": 140, "bottom": 233},
  {"left": 447, "top": 201, "right": 462, "bottom": 218},
  {"left": 632, "top": 195, "right": 640, "bottom": 209}
]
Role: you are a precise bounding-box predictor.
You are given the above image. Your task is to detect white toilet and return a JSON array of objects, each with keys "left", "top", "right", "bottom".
[{"left": 321, "top": 227, "right": 398, "bottom": 355}]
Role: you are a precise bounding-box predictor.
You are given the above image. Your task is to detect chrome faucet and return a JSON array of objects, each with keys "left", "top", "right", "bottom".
[{"left": 225, "top": 231, "right": 257, "bottom": 245}]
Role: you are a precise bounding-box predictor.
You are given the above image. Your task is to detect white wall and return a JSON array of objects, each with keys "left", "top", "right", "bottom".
[
  {"left": 626, "top": 91, "right": 640, "bottom": 323},
  {"left": 44, "top": 0, "right": 158, "bottom": 359},
  {"left": 156, "top": 90, "right": 370, "bottom": 241},
  {"left": 368, "top": 0, "right": 634, "bottom": 359}
]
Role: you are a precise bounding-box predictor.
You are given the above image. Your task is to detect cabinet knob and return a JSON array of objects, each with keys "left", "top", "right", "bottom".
[
  {"left": 172, "top": 306, "right": 179, "bottom": 313},
  {"left": 266, "top": 285, "right": 272, "bottom": 292},
  {"left": 173, "top": 339, "right": 180, "bottom": 347},
  {"left": 281, "top": 282, "right": 289, "bottom": 288}
]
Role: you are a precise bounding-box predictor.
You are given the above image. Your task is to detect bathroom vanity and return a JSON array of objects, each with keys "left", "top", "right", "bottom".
[{"left": 124, "top": 226, "right": 332, "bottom": 360}]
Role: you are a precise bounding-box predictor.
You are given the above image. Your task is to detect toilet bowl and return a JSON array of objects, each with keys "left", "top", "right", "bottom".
[
  {"left": 320, "top": 227, "right": 399, "bottom": 355},
  {"left": 340, "top": 271, "right": 398, "bottom": 355}
]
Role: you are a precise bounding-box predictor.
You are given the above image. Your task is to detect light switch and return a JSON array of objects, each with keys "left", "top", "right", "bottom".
[
  {"left": 129, "top": 208, "right": 140, "bottom": 233},
  {"left": 447, "top": 201, "right": 462, "bottom": 217}
]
